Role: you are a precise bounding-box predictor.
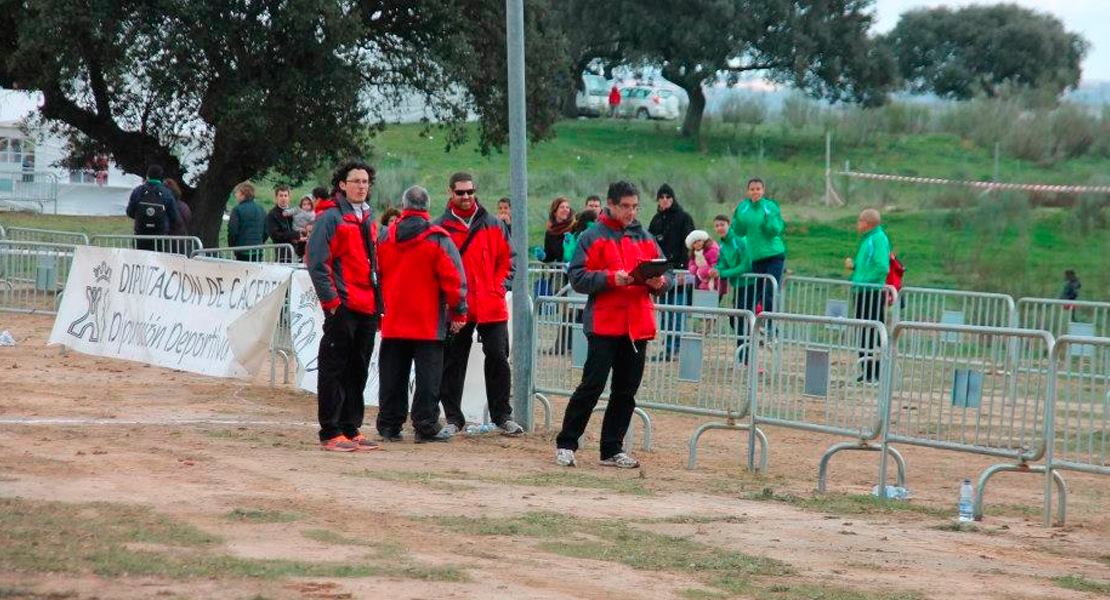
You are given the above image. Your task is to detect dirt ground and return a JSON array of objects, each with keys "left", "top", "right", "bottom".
[{"left": 2, "top": 313, "right": 1110, "bottom": 600}]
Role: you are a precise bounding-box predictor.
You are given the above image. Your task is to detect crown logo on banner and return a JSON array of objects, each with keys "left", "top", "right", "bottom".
[{"left": 92, "top": 261, "right": 112, "bottom": 283}]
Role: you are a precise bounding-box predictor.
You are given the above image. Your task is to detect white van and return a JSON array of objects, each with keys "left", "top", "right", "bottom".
[{"left": 575, "top": 74, "right": 610, "bottom": 117}]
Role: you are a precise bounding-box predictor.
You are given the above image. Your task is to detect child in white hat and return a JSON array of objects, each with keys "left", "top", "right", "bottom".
[{"left": 685, "top": 229, "right": 720, "bottom": 291}]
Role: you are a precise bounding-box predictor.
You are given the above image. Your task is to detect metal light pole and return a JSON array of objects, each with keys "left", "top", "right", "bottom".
[{"left": 506, "top": 0, "right": 533, "bottom": 431}]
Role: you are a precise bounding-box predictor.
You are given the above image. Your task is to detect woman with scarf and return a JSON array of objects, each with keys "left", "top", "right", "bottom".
[{"left": 543, "top": 196, "right": 576, "bottom": 264}]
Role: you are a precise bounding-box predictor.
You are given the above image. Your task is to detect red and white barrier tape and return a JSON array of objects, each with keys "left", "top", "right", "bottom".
[{"left": 837, "top": 171, "right": 1110, "bottom": 194}]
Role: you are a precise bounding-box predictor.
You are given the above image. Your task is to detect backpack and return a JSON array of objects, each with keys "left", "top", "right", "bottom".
[
  {"left": 886, "top": 252, "right": 905, "bottom": 305},
  {"left": 136, "top": 185, "right": 167, "bottom": 234}
]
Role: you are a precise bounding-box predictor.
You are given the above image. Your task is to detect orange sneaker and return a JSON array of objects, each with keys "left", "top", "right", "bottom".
[
  {"left": 349, "top": 434, "right": 381, "bottom": 451},
  {"left": 320, "top": 435, "right": 358, "bottom": 452}
]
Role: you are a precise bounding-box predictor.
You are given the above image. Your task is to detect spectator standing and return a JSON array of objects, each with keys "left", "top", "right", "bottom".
[
  {"left": 608, "top": 85, "right": 621, "bottom": 117},
  {"left": 647, "top": 183, "right": 694, "bottom": 361},
  {"left": 563, "top": 209, "right": 598, "bottom": 262},
  {"left": 376, "top": 186, "right": 468, "bottom": 443},
  {"left": 379, "top": 206, "right": 400, "bottom": 228},
  {"left": 846, "top": 208, "right": 890, "bottom": 383},
  {"left": 163, "top": 179, "right": 192, "bottom": 237},
  {"left": 125, "top": 165, "right": 179, "bottom": 251},
  {"left": 227, "top": 182, "right": 268, "bottom": 261},
  {"left": 710, "top": 215, "right": 756, "bottom": 359},
  {"left": 584, "top": 195, "right": 602, "bottom": 215},
  {"left": 266, "top": 185, "right": 300, "bottom": 260},
  {"left": 729, "top": 178, "right": 785, "bottom": 314},
  {"left": 435, "top": 173, "right": 522, "bottom": 437},
  {"left": 1061, "top": 270, "right": 1081, "bottom": 301},
  {"left": 305, "top": 160, "right": 382, "bottom": 452},
  {"left": 543, "top": 196, "right": 575, "bottom": 263},
  {"left": 555, "top": 181, "right": 672, "bottom": 468},
  {"left": 496, "top": 196, "right": 512, "bottom": 235}
]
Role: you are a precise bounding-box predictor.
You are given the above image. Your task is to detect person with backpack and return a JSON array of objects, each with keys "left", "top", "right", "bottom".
[
  {"left": 845, "top": 208, "right": 890, "bottom": 383},
  {"left": 227, "top": 182, "right": 268, "bottom": 261},
  {"left": 125, "top": 165, "right": 179, "bottom": 252}
]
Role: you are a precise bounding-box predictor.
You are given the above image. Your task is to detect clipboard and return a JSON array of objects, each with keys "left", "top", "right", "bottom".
[{"left": 629, "top": 258, "right": 669, "bottom": 283}]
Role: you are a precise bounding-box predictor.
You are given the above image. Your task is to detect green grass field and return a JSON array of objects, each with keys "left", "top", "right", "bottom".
[{"left": 1, "top": 118, "right": 1106, "bottom": 299}]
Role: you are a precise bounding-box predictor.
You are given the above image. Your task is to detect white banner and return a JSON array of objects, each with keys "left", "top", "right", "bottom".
[
  {"left": 49, "top": 246, "right": 292, "bottom": 378},
  {"left": 289, "top": 269, "right": 506, "bottom": 424}
]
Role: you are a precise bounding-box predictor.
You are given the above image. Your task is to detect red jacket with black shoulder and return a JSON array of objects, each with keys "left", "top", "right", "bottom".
[
  {"left": 377, "top": 210, "right": 468, "bottom": 340},
  {"left": 568, "top": 210, "right": 673, "bottom": 340},
  {"left": 434, "top": 204, "right": 513, "bottom": 324},
  {"left": 305, "top": 195, "right": 379, "bottom": 316}
]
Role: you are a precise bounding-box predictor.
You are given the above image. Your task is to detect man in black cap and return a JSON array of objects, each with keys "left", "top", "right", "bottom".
[{"left": 647, "top": 183, "right": 694, "bottom": 361}]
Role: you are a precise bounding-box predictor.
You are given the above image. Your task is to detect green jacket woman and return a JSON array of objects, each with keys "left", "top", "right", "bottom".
[{"left": 727, "top": 178, "right": 785, "bottom": 312}]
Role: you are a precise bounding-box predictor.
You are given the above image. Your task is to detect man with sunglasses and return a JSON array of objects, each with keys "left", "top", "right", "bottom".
[
  {"left": 305, "top": 160, "right": 382, "bottom": 452},
  {"left": 555, "top": 181, "right": 672, "bottom": 468},
  {"left": 434, "top": 173, "right": 523, "bottom": 436}
]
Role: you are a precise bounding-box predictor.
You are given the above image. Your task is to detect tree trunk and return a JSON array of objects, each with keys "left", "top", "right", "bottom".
[
  {"left": 681, "top": 82, "right": 706, "bottom": 140},
  {"left": 188, "top": 161, "right": 250, "bottom": 248}
]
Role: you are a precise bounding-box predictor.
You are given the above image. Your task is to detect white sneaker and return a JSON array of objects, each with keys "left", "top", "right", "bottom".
[
  {"left": 498, "top": 419, "right": 525, "bottom": 437},
  {"left": 555, "top": 448, "right": 577, "bottom": 467},
  {"left": 442, "top": 423, "right": 460, "bottom": 437},
  {"left": 599, "top": 452, "right": 640, "bottom": 469}
]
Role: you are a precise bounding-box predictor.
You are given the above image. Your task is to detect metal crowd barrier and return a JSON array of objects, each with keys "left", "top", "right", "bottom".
[
  {"left": 0, "top": 170, "right": 59, "bottom": 213},
  {"left": 528, "top": 260, "right": 570, "bottom": 300},
  {"left": 1044, "top": 336, "right": 1110, "bottom": 526},
  {"left": 3, "top": 227, "right": 89, "bottom": 246},
  {"left": 191, "top": 243, "right": 298, "bottom": 264},
  {"left": 1018, "top": 297, "right": 1110, "bottom": 343},
  {"left": 91, "top": 234, "right": 203, "bottom": 256},
  {"left": 532, "top": 295, "right": 761, "bottom": 463},
  {"left": 0, "top": 240, "right": 77, "bottom": 315},
  {"left": 746, "top": 312, "right": 904, "bottom": 492},
  {"left": 0, "top": 224, "right": 5, "bottom": 239},
  {"left": 878, "top": 322, "right": 1064, "bottom": 522},
  {"left": 899, "top": 287, "right": 1015, "bottom": 329},
  {"left": 781, "top": 275, "right": 897, "bottom": 328}
]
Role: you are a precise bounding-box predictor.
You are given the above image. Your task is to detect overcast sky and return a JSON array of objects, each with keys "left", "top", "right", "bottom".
[{"left": 873, "top": 0, "right": 1108, "bottom": 81}]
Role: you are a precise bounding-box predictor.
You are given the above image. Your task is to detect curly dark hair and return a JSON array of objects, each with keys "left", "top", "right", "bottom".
[{"left": 330, "top": 159, "right": 376, "bottom": 195}]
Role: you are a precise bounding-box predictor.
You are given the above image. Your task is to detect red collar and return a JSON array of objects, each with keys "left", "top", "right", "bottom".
[{"left": 599, "top": 210, "right": 625, "bottom": 231}]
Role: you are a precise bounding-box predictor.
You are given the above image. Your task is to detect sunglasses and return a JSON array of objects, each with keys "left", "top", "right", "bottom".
[{"left": 453, "top": 189, "right": 476, "bottom": 196}]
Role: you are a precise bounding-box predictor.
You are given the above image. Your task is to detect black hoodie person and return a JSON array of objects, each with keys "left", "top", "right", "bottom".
[{"left": 647, "top": 183, "right": 694, "bottom": 360}]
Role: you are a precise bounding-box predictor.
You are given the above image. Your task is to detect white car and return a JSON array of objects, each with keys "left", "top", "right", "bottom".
[
  {"left": 616, "top": 86, "right": 681, "bottom": 120},
  {"left": 575, "top": 74, "right": 610, "bottom": 117}
]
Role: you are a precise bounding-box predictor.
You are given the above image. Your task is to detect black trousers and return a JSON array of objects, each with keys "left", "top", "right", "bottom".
[
  {"left": 556, "top": 335, "right": 648, "bottom": 460},
  {"left": 440, "top": 321, "right": 512, "bottom": 429},
  {"left": 376, "top": 338, "right": 444, "bottom": 438},
  {"left": 316, "top": 306, "right": 377, "bottom": 441},
  {"left": 853, "top": 289, "right": 886, "bottom": 379},
  {"left": 750, "top": 253, "right": 785, "bottom": 313},
  {"left": 731, "top": 284, "right": 759, "bottom": 362}
]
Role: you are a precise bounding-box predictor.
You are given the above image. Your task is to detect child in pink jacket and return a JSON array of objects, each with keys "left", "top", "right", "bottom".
[{"left": 685, "top": 229, "right": 721, "bottom": 291}]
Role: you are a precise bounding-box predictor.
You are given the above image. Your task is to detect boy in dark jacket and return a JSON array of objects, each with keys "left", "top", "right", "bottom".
[
  {"left": 125, "top": 164, "right": 179, "bottom": 251},
  {"left": 265, "top": 185, "right": 300, "bottom": 260}
]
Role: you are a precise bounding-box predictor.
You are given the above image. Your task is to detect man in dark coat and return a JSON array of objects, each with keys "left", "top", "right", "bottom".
[
  {"left": 647, "top": 183, "right": 694, "bottom": 360},
  {"left": 265, "top": 185, "right": 300, "bottom": 261}
]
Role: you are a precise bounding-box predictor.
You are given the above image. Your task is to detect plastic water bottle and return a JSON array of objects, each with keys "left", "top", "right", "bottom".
[
  {"left": 958, "top": 479, "right": 975, "bottom": 523},
  {"left": 479, "top": 423, "right": 494, "bottom": 434},
  {"left": 464, "top": 425, "right": 479, "bottom": 435}
]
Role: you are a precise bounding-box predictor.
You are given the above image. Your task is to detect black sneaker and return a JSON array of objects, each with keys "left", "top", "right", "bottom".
[
  {"left": 378, "top": 429, "right": 404, "bottom": 442},
  {"left": 414, "top": 428, "right": 453, "bottom": 444}
]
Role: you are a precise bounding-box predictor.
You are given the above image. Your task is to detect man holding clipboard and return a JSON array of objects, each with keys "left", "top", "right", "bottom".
[{"left": 555, "top": 181, "right": 673, "bottom": 469}]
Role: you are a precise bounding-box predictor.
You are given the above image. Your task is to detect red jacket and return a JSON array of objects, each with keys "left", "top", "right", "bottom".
[
  {"left": 377, "top": 210, "right": 468, "bottom": 340},
  {"left": 568, "top": 211, "right": 673, "bottom": 340},
  {"left": 305, "top": 195, "right": 379, "bottom": 315},
  {"left": 434, "top": 204, "right": 513, "bottom": 324}
]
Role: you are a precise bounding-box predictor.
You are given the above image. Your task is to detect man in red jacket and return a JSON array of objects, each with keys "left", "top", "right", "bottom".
[
  {"left": 305, "top": 160, "right": 381, "bottom": 452},
  {"left": 434, "top": 172, "right": 522, "bottom": 436},
  {"left": 555, "top": 181, "right": 672, "bottom": 468},
  {"left": 376, "top": 185, "right": 468, "bottom": 443}
]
